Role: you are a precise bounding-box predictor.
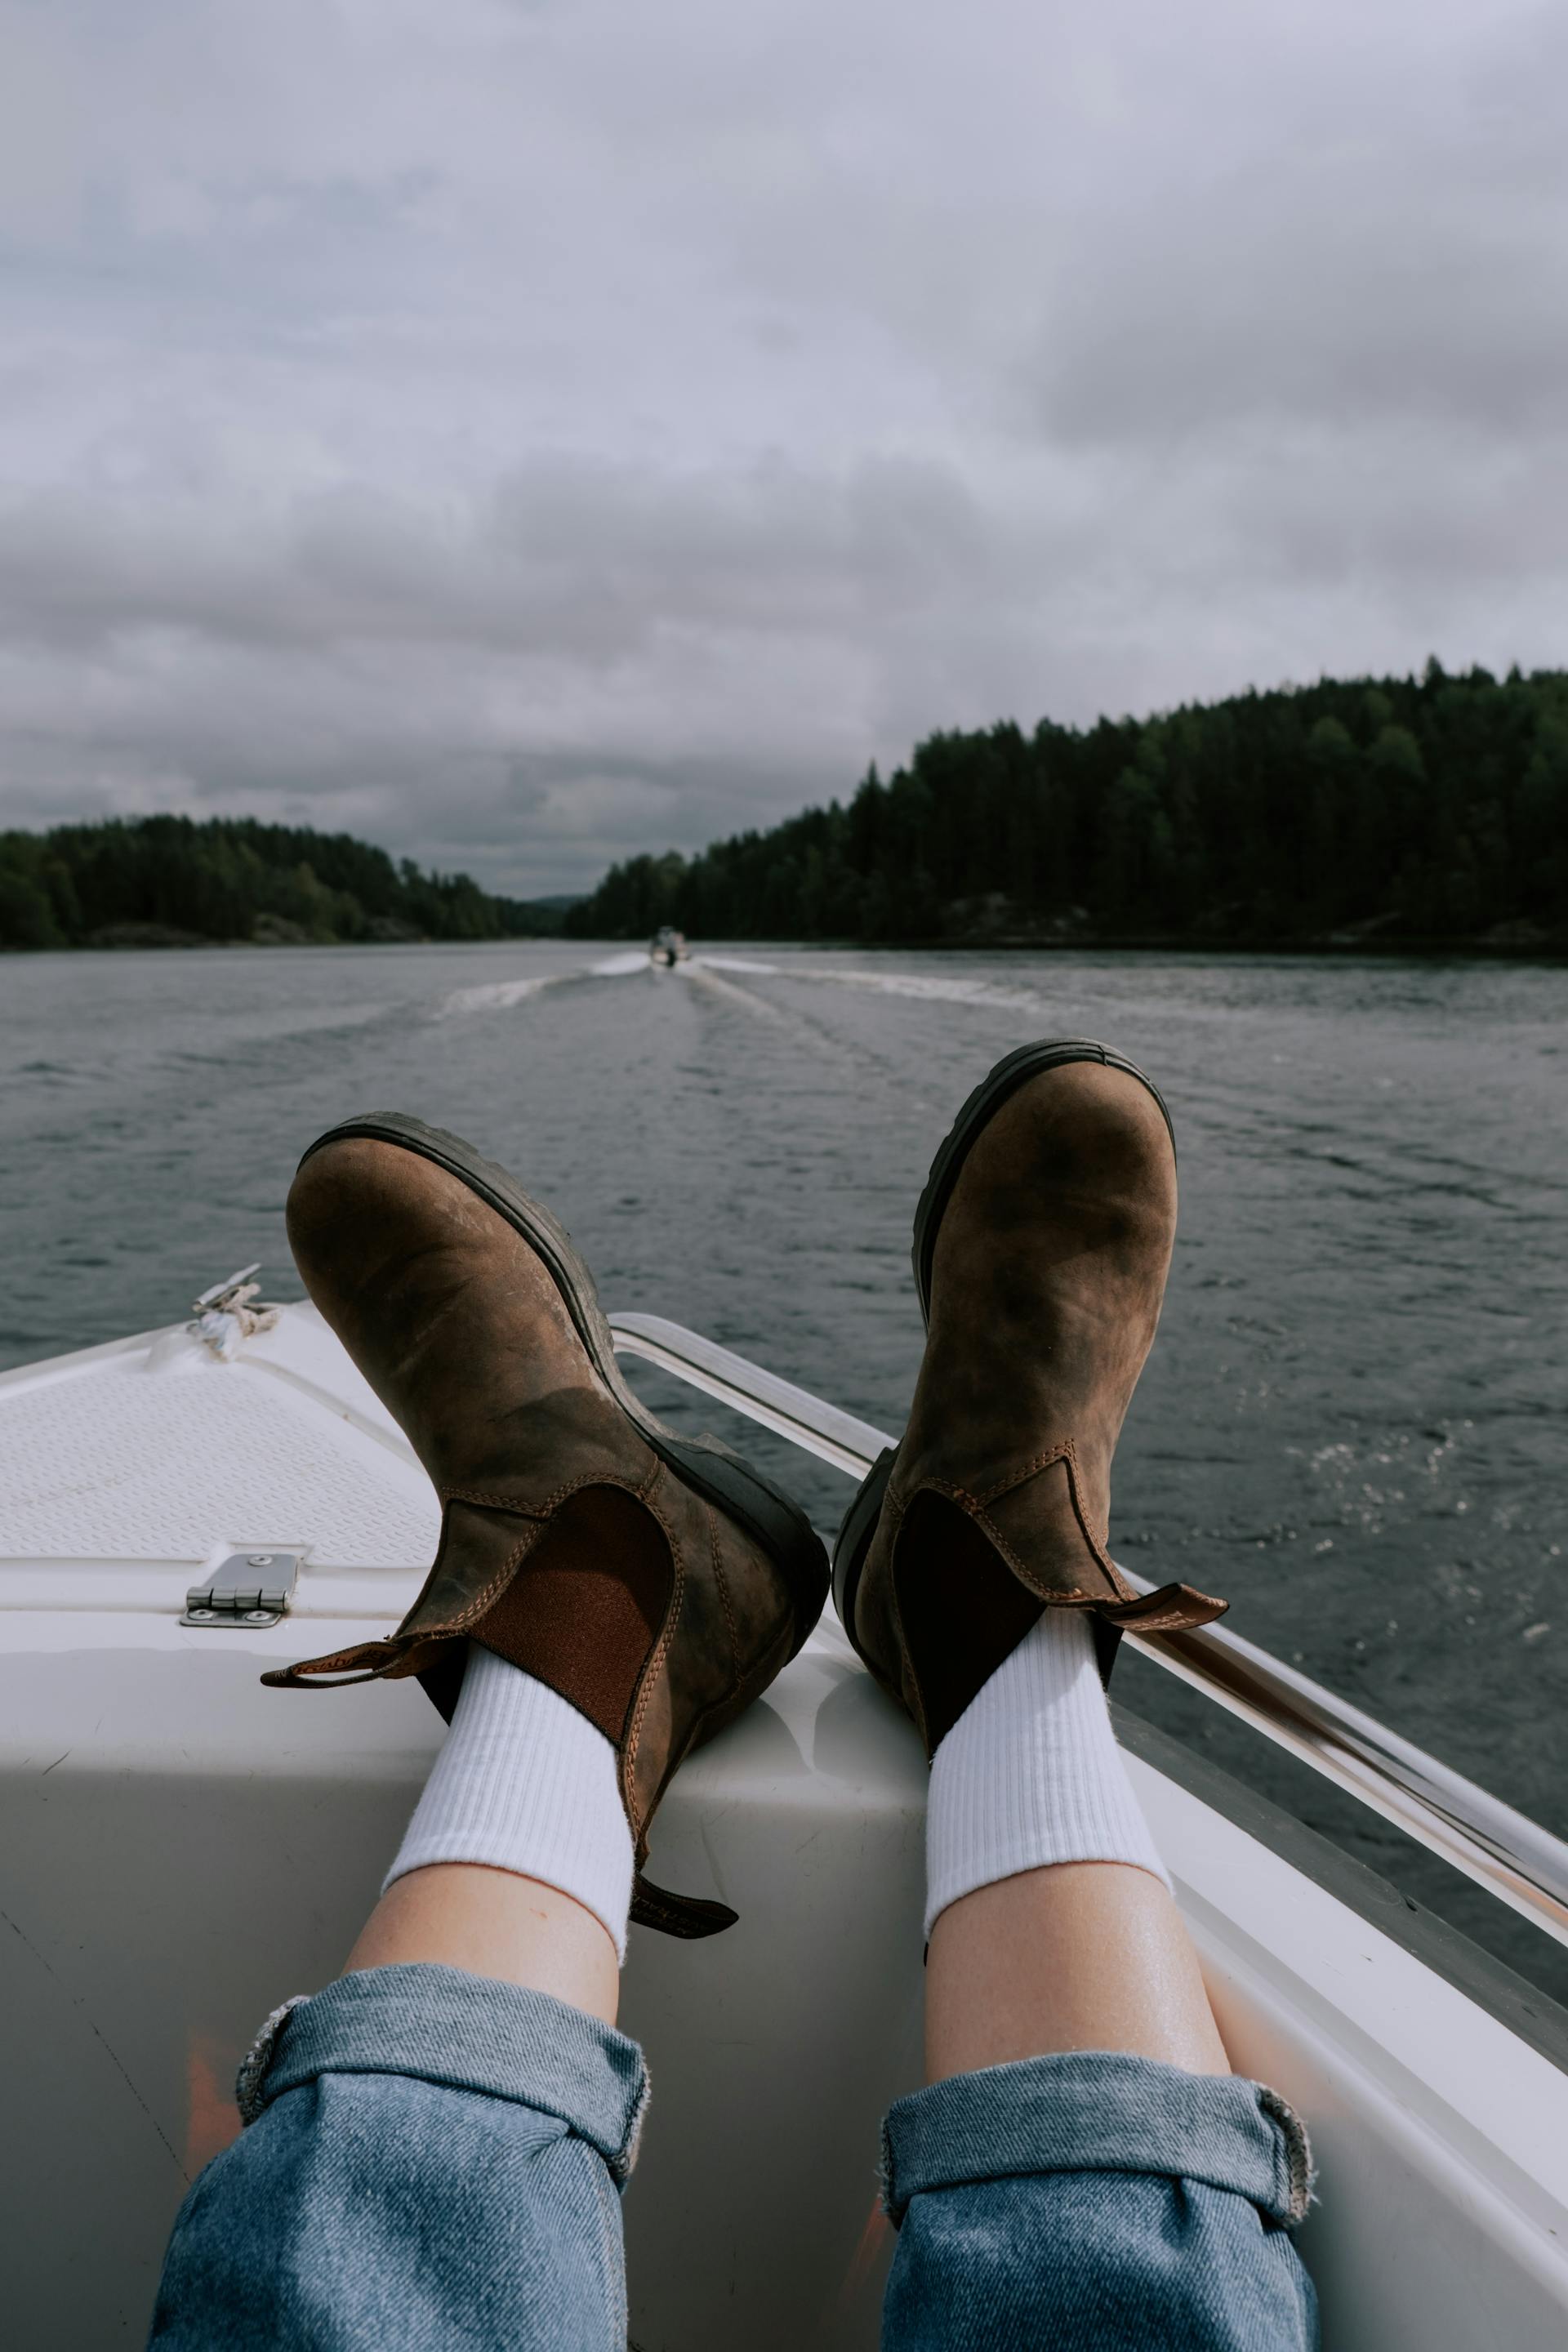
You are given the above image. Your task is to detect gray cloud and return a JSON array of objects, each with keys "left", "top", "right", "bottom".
[
  {"left": 1, "top": 0, "right": 1565, "bottom": 894},
  {"left": 1036, "top": 12, "right": 1568, "bottom": 444}
]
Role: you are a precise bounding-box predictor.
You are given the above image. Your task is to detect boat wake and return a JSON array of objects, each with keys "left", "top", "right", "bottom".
[
  {"left": 790, "top": 967, "right": 1056, "bottom": 1014},
  {"left": 695, "top": 956, "right": 1076, "bottom": 1018},
  {"left": 679, "top": 962, "right": 800, "bottom": 1029},
  {"left": 437, "top": 975, "right": 567, "bottom": 1017},
  {"left": 438, "top": 951, "right": 648, "bottom": 1018},
  {"left": 432, "top": 950, "right": 1118, "bottom": 1031}
]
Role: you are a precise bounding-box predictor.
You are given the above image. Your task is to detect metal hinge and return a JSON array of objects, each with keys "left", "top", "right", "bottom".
[{"left": 183, "top": 1551, "right": 301, "bottom": 1628}]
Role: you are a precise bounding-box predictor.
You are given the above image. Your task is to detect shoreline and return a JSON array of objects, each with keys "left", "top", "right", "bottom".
[{"left": 7, "top": 929, "right": 1566, "bottom": 963}]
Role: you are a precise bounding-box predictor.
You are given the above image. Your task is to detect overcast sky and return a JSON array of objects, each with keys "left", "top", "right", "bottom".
[{"left": 2, "top": 0, "right": 1566, "bottom": 894}]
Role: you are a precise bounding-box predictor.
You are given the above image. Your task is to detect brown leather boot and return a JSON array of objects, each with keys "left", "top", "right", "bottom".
[
  {"left": 263, "top": 1112, "right": 828, "bottom": 1938},
  {"left": 834, "top": 1041, "right": 1226, "bottom": 1756}
]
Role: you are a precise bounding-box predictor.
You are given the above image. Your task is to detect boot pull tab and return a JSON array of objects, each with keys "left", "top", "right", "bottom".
[
  {"left": 259, "top": 1662, "right": 383, "bottom": 1690},
  {"left": 630, "top": 1871, "right": 739, "bottom": 1940},
  {"left": 1098, "top": 1581, "right": 1228, "bottom": 1635},
  {"left": 260, "top": 1633, "right": 408, "bottom": 1693}
]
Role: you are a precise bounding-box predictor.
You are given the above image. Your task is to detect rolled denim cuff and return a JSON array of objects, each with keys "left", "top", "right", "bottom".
[
  {"left": 235, "top": 1962, "right": 651, "bottom": 2185},
  {"left": 881, "top": 2050, "right": 1313, "bottom": 2228}
]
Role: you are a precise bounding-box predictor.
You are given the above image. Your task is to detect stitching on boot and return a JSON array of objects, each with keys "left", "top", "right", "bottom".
[
  {"left": 1053, "top": 1439, "right": 1142, "bottom": 1608},
  {"left": 911, "top": 1475, "right": 987, "bottom": 1512},
  {"left": 414, "top": 1477, "right": 656, "bottom": 1645},
  {"left": 969, "top": 1441, "right": 1074, "bottom": 1508},
  {"left": 621, "top": 1477, "right": 686, "bottom": 1841},
  {"left": 932, "top": 1447, "right": 1130, "bottom": 1606},
  {"left": 274, "top": 1645, "right": 373, "bottom": 1679},
  {"left": 967, "top": 1437, "right": 1127, "bottom": 1599},
  {"left": 884, "top": 1514, "right": 931, "bottom": 1753},
  {"left": 341, "top": 1503, "right": 502, "bottom": 1664},
  {"left": 434, "top": 1488, "right": 550, "bottom": 1517},
  {"left": 407, "top": 1508, "right": 548, "bottom": 1641},
  {"left": 929, "top": 1486, "right": 1100, "bottom": 1603},
  {"left": 1058, "top": 1445, "right": 1135, "bottom": 1599},
  {"left": 439, "top": 1469, "right": 644, "bottom": 1518},
  {"left": 708, "top": 1508, "right": 741, "bottom": 1682},
  {"left": 967, "top": 1521, "right": 1102, "bottom": 1602}
]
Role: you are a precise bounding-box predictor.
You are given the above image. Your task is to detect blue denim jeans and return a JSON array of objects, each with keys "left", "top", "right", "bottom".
[{"left": 149, "top": 1963, "right": 1317, "bottom": 2350}]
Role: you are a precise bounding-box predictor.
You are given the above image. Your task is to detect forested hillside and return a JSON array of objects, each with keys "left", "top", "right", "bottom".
[
  {"left": 0, "top": 815, "right": 559, "bottom": 948},
  {"left": 11, "top": 664, "right": 1566, "bottom": 954},
  {"left": 565, "top": 662, "right": 1568, "bottom": 947}
]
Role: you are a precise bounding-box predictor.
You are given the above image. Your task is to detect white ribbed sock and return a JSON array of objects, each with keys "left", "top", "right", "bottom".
[
  {"left": 385, "top": 1642, "right": 635, "bottom": 1961},
  {"left": 924, "top": 1607, "right": 1170, "bottom": 1940}
]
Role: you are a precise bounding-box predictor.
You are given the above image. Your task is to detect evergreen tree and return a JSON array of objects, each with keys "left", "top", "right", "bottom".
[
  {"left": 564, "top": 665, "right": 1568, "bottom": 947},
  {"left": 0, "top": 815, "right": 559, "bottom": 949}
]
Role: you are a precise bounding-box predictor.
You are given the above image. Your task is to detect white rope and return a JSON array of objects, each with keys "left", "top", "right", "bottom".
[{"left": 189, "top": 1264, "right": 281, "bottom": 1360}]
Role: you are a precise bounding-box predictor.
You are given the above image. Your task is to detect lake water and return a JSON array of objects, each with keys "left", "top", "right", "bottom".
[{"left": 3, "top": 940, "right": 1565, "bottom": 1990}]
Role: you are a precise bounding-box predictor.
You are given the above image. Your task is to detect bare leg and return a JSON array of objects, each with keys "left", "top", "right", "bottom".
[
  {"left": 925, "top": 1860, "right": 1228, "bottom": 2083},
  {"left": 345, "top": 1861, "right": 620, "bottom": 2025},
  {"left": 337, "top": 1640, "right": 631, "bottom": 2025},
  {"left": 888, "top": 1860, "right": 1318, "bottom": 2352}
]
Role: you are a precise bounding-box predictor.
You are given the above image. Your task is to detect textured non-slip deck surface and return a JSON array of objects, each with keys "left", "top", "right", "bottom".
[{"left": 0, "top": 1348, "right": 439, "bottom": 1566}]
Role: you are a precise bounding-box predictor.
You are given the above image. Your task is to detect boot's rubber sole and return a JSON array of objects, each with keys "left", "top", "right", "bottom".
[
  {"left": 300, "top": 1112, "right": 829, "bottom": 1654},
  {"left": 834, "top": 1039, "right": 1174, "bottom": 1642}
]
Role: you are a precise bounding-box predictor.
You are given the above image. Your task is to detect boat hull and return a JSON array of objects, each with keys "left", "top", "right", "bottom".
[{"left": 2, "top": 1307, "right": 1566, "bottom": 2349}]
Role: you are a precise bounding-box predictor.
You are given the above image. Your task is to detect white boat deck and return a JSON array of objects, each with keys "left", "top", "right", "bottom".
[{"left": 2, "top": 1303, "right": 1566, "bottom": 2350}]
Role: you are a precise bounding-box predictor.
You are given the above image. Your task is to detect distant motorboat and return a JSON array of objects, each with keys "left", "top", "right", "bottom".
[{"left": 649, "top": 926, "right": 690, "bottom": 967}]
